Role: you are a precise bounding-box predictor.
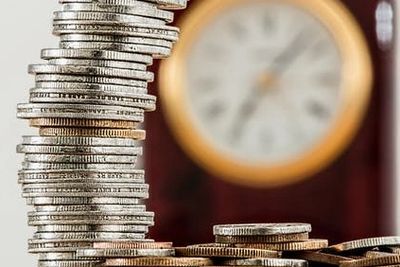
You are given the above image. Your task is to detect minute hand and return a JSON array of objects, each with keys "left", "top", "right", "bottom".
[{"left": 270, "top": 30, "right": 310, "bottom": 74}]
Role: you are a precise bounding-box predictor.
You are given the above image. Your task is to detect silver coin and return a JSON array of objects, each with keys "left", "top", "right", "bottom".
[
  {"left": 41, "top": 48, "right": 153, "bottom": 65},
  {"left": 213, "top": 223, "right": 312, "bottom": 236},
  {"left": 26, "top": 197, "right": 144, "bottom": 205},
  {"left": 17, "top": 103, "right": 145, "bottom": 122},
  {"left": 24, "top": 154, "right": 138, "bottom": 164},
  {"left": 77, "top": 248, "right": 175, "bottom": 258},
  {"left": 39, "top": 252, "right": 86, "bottom": 261},
  {"left": 35, "top": 82, "right": 148, "bottom": 94},
  {"left": 29, "top": 65, "right": 154, "bottom": 81},
  {"left": 22, "top": 183, "right": 149, "bottom": 198},
  {"left": 37, "top": 224, "right": 149, "bottom": 233},
  {"left": 18, "top": 144, "right": 143, "bottom": 155},
  {"left": 35, "top": 74, "right": 147, "bottom": 88},
  {"left": 29, "top": 89, "right": 157, "bottom": 111},
  {"left": 33, "top": 232, "right": 146, "bottom": 240},
  {"left": 34, "top": 204, "right": 146, "bottom": 213},
  {"left": 29, "top": 239, "right": 153, "bottom": 253},
  {"left": 28, "top": 213, "right": 155, "bottom": 226},
  {"left": 21, "top": 136, "right": 138, "bottom": 146},
  {"left": 60, "top": 41, "right": 171, "bottom": 58},
  {"left": 58, "top": 0, "right": 188, "bottom": 10},
  {"left": 53, "top": 23, "right": 179, "bottom": 41},
  {"left": 38, "top": 260, "right": 100, "bottom": 267},
  {"left": 21, "top": 162, "right": 138, "bottom": 171},
  {"left": 54, "top": 11, "right": 167, "bottom": 25},
  {"left": 59, "top": 34, "right": 173, "bottom": 48},
  {"left": 224, "top": 258, "right": 308, "bottom": 267},
  {"left": 61, "top": 3, "right": 174, "bottom": 22},
  {"left": 47, "top": 58, "right": 147, "bottom": 70}
]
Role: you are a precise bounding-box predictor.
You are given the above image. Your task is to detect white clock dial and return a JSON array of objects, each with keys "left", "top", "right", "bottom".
[{"left": 185, "top": 1, "right": 343, "bottom": 164}]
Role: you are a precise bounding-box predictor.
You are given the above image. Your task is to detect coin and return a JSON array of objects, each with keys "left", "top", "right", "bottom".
[
  {"left": 59, "top": 41, "right": 171, "bottom": 58},
  {"left": 39, "top": 128, "right": 146, "bottom": 140},
  {"left": 214, "top": 223, "right": 312, "bottom": 236},
  {"left": 59, "top": 34, "right": 173, "bottom": 48},
  {"left": 30, "top": 89, "right": 157, "bottom": 111},
  {"left": 24, "top": 154, "right": 138, "bottom": 163},
  {"left": 60, "top": 3, "right": 174, "bottom": 22},
  {"left": 77, "top": 248, "right": 175, "bottom": 258},
  {"left": 234, "top": 239, "right": 329, "bottom": 251},
  {"left": 38, "top": 260, "right": 100, "bottom": 267},
  {"left": 35, "top": 74, "right": 148, "bottom": 88},
  {"left": 58, "top": 0, "right": 188, "bottom": 10},
  {"left": 34, "top": 204, "right": 146, "bottom": 213},
  {"left": 327, "top": 237, "right": 400, "bottom": 252},
  {"left": 21, "top": 136, "right": 138, "bottom": 146},
  {"left": 33, "top": 232, "right": 146, "bottom": 240},
  {"left": 37, "top": 224, "right": 149, "bottom": 233},
  {"left": 224, "top": 258, "right": 308, "bottom": 267},
  {"left": 340, "top": 255, "right": 400, "bottom": 267},
  {"left": 26, "top": 197, "right": 144, "bottom": 206},
  {"left": 46, "top": 58, "right": 147, "bottom": 70},
  {"left": 103, "top": 257, "right": 213, "bottom": 266},
  {"left": 289, "top": 251, "right": 352, "bottom": 265},
  {"left": 215, "top": 233, "right": 310, "bottom": 244},
  {"left": 17, "top": 103, "right": 145, "bottom": 122},
  {"left": 93, "top": 241, "right": 173, "bottom": 249},
  {"left": 18, "top": 144, "right": 142, "bottom": 155},
  {"left": 30, "top": 118, "right": 138, "bottom": 129},
  {"left": 21, "top": 162, "right": 138, "bottom": 171},
  {"left": 54, "top": 11, "right": 167, "bottom": 25},
  {"left": 175, "top": 246, "right": 280, "bottom": 258},
  {"left": 41, "top": 49, "right": 153, "bottom": 65}
]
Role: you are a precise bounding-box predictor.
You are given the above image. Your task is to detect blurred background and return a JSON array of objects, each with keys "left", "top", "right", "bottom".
[{"left": 0, "top": 0, "right": 398, "bottom": 265}]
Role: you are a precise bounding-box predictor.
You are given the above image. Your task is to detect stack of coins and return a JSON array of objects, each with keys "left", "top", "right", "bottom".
[
  {"left": 16, "top": 0, "right": 188, "bottom": 266},
  {"left": 175, "top": 223, "right": 320, "bottom": 267}
]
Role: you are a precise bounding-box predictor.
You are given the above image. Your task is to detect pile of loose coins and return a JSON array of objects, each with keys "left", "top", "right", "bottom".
[
  {"left": 75, "top": 223, "right": 400, "bottom": 267},
  {"left": 16, "top": 0, "right": 188, "bottom": 266}
]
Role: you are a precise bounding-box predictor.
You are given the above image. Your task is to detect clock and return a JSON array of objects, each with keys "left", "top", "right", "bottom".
[{"left": 159, "top": 0, "right": 373, "bottom": 187}]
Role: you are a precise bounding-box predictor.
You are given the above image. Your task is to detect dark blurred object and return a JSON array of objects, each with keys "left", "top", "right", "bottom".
[{"left": 146, "top": 0, "right": 395, "bottom": 245}]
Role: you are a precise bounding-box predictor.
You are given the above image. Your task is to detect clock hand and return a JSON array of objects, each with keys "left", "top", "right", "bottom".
[
  {"left": 270, "top": 29, "right": 310, "bottom": 74},
  {"left": 229, "top": 74, "right": 278, "bottom": 143}
]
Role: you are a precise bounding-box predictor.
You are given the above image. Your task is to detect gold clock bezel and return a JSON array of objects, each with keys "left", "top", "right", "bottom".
[{"left": 159, "top": 0, "right": 373, "bottom": 188}]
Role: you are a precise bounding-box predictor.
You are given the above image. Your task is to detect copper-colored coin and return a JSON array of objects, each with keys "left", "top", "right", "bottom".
[
  {"left": 39, "top": 127, "right": 146, "bottom": 140},
  {"left": 175, "top": 246, "right": 280, "bottom": 258},
  {"left": 340, "top": 254, "right": 400, "bottom": 267},
  {"left": 104, "top": 257, "right": 213, "bottom": 266},
  {"left": 235, "top": 239, "right": 328, "bottom": 251},
  {"left": 31, "top": 118, "right": 137, "bottom": 129},
  {"left": 291, "top": 251, "right": 352, "bottom": 265},
  {"left": 215, "top": 233, "right": 309, "bottom": 244},
  {"left": 93, "top": 242, "right": 173, "bottom": 249}
]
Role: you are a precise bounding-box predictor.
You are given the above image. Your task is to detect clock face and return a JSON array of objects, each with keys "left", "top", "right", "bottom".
[
  {"left": 185, "top": 2, "right": 342, "bottom": 164},
  {"left": 160, "top": 0, "right": 372, "bottom": 187}
]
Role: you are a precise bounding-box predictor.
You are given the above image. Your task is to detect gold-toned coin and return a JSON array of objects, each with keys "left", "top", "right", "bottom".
[
  {"left": 31, "top": 118, "right": 137, "bottom": 129},
  {"left": 365, "top": 251, "right": 395, "bottom": 258},
  {"left": 291, "top": 251, "right": 352, "bottom": 265},
  {"left": 386, "top": 247, "right": 400, "bottom": 254},
  {"left": 39, "top": 127, "right": 146, "bottom": 140},
  {"left": 215, "top": 233, "right": 309, "bottom": 244},
  {"left": 235, "top": 239, "right": 328, "bottom": 251},
  {"left": 340, "top": 255, "right": 400, "bottom": 267},
  {"left": 104, "top": 257, "right": 213, "bottom": 266},
  {"left": 175, "top": 246, "right": 280, "bottom": 258},
  {"left": 327, "top": 237, "right": 400, "bottom": 252},
  {"left": 93, "top": 242, "right": 173, "bottom": 250}
]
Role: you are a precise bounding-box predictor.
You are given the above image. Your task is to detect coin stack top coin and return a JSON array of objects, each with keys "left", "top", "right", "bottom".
[{"left": 17, "top": 0, "right": 188, "bottom": 266}]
